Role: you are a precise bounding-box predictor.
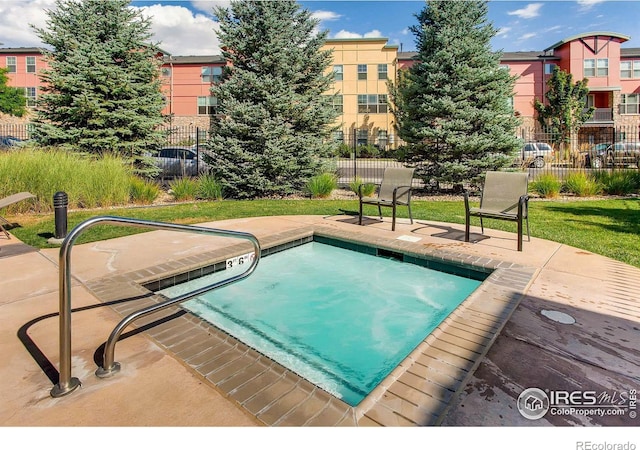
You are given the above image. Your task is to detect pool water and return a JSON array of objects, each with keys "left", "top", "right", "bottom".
[{"left": 161, "top": 241, "right": 481, "bottom": 406}]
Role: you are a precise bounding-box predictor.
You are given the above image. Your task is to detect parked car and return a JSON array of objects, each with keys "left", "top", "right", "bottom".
[
  {"left": 516, "top": 142, "right": 554, "bottom": 168},
  {"left": 149, "top": 146, "right": 209, "bottom": 177},
  {"left": 584, "top": 142, "right": 640, "bottom": 169},
  {"left": 0, "top": 135, "right": 25, "bottom": 149}
]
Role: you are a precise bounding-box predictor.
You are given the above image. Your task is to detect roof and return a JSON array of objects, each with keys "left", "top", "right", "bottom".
[
  {"left": 0, "top": 47, "right": 45, "bottom": 54},
  {"left": 544, "top": 31, "right": 630, "bottom": 52},
  {"left": 398, "top": 50, "right": 559, "bottom": 63},
  {"left": 621, "top": 48, "right": 640, "bottom": 58},
  {"left": 163, "top": 55, "right": 225, "bottom": 64}
]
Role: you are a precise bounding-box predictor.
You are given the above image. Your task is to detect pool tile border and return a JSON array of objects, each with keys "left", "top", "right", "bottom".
[{"left": 85, "top": 225, "right": 536, "bottom": 426}]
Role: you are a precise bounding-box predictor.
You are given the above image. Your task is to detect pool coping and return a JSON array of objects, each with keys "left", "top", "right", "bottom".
[{"left": 84, "top": 224, "right": 537, "bottom": 426}]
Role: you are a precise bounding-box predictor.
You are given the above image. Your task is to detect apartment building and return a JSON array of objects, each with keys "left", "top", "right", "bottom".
[{"left": 2, "top": 31, "right": 640, "bottom": 148}]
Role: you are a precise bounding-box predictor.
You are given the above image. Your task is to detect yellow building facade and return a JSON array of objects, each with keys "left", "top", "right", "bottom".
[{"left": 322, "top": 38, "right": 399, "bottom": 150}]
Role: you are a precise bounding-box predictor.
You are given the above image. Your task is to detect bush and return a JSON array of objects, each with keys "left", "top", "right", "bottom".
[
  {"left": 592, "top": 170, "right": 639, "bottom": 196},
  {"left": 562, "top": 173, "right": 601, "bottom": 197},
  {"left": 530, "top": 174, "right": 562, "bottom": 198},
  {"left": 0, "top": 147, "right": 132, "bottom": 212},
  {"left": 349, "top": 176, "right": 376, "bottom": 197},
  {"left": 169, "top": 177, "right": 199, "bottom": 201},
  {"left": 129, "top": 177, "right": 160, "bottom": 204},
  {"left": 305, "top": 172, "right": 337, "bottom": 198},
  {"left": 197, "top": 174, "right": 223, "bottom": 200}
]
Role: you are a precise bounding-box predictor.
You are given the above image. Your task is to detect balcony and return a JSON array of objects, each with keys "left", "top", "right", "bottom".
[{"left": 584, "top": 108, "right": 613, "bottom": 123}]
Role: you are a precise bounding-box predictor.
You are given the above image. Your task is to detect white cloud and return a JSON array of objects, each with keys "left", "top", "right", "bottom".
[
  {"left": 0, "top": 0, "right": 55, "bottom": 48},
  {"left": 332, "top": 29, "right": 383, "bottom": 39},
  {"left": 577, "top": 0, "right": 607, "bottom": 9},
  {"left": 496, "top": 26, "right": 512, "bottom": 37},
  {"left": 507, "top": 3, "right": 543, "bottom": 19},
  {"left": 136, "top": 4, "right": 220, "bottom": 55},
  {"left": 518, "top": 32, "right": 538, "bottom": 42},
  {"left": 0, "top": 1, "right": 220, "bottom": 56},
  {"left": 312, "top": 10, "right": 341, "bottom": 22},
  {"left": 189, "top": 1, "right": 230, "bottom": 15}
]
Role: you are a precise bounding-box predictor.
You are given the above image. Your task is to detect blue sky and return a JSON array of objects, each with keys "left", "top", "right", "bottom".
[{"left": 1, "top": 1, "right": 638, "bottom": 55}]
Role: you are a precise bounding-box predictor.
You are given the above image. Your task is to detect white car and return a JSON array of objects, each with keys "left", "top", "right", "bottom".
[
  {"left": 518, "top": 142, "right": 554, "bottom": 168},
  {"left": 150, "top": 146, "right": 209, "bottom": 177}
]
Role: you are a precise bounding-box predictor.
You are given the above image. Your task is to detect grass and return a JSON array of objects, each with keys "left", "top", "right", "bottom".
[{"left": 7, "top": 196, "right": 640, "bottom": 268}]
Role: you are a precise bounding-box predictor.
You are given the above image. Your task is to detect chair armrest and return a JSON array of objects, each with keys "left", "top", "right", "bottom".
[
  {"left": 519, "top": 194, "right": 529, "bottom": 217},
  {"left": 392, "top": 185, "right": 412, "bottom": 202}
]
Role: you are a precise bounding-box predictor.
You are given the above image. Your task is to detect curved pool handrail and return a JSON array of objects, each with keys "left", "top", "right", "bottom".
[{"left": 50, "top": 215, "right": 261, "bottom": 398}]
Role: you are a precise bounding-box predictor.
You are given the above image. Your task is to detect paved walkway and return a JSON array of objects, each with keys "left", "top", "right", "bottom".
[{"left": 0, "top": 213, "right": 638, "bottom": 427}]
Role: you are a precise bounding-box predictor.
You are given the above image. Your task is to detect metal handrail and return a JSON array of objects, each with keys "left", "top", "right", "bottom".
[{"left": 50, "top": 216, "right": 261, "bottom": 398}]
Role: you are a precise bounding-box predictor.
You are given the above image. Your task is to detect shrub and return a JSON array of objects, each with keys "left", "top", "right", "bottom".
[
  {"left": 530, "top": 174, "right": 562, "bottom": 198},
  {"left": 562, "top": 173, "right": 601, "bottom": 197},
  {"left": 349, "top": 176, "right": 376, "bottom": 197},
  {"left": 305, "top": 172, "right": 337, "bottom": 198},
  {"left": 197, "top": 174, "right": 224, "bottom": 200},
  {"left": 129, "top": 177, "right": 160, "bottom": 204},
  {"left": 0, "top": 147, "right": 132, "bottom": 212},
  {"left": 169, "top": 177, "right": 199, "bottom": 201},
  {"left": 593, "top": 170, "right": 639, "bottom": 196}
]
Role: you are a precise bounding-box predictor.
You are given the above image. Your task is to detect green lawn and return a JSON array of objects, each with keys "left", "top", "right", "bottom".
[{"left": 8, "top": 197, "right": 640, "bottom": 268}]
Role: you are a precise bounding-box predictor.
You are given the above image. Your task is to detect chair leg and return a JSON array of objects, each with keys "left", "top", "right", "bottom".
[
  {"left": 391, "top": 204, "right": 396, "bottom": 231},
  {"left": 465, "top": 212, "right": 470, "bottom": 242},
  {"left": 358, "top": 201, "right": 363, "bottom": 225},
  {"left": 526, "top": 216, "right": 531, "bottom": 242},
  {"left": 407, "top": 203, "right": 413, "bottom": 224},
  {"left": 517, "top": 216, "right": 523, "bottom": 251},
  {"left": 377, "top": 204, "right": 382, "bottom": 220},
  {"left": 480, "top": 217, "right": 484, "bottom": 234}
]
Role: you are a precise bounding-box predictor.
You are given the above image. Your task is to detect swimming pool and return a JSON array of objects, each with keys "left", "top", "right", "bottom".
[{"left": 160, "top": 238, "right": 483, "bottom": 406}]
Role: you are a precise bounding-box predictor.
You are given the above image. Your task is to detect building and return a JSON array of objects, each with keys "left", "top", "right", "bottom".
[{"left": 2, "top": 32, "right": 640, "bottom": 149}]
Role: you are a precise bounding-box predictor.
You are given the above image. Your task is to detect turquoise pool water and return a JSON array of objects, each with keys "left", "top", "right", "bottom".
[{"left": 161, "top": 241, "right": 481, "bottom": 406}]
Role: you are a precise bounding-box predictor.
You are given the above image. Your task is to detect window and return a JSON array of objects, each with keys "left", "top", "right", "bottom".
[
  {"left": 6, "top": 56, "right": 16, "bottom": 73},
  {"left": 585, "top": 94, "right": 595, "bottom": 108},
  {"left": 378, "top": 64, "right": 387, "bottom": 80},
  {"left": 24, "top": 87, "right": 36, "bottom": 107},
  {"left": 332, "top": 95, "right": 343, "bottom": 113},
  {"left": 584, "top": 59, "right": 595, "bottom": 77},
  {"left": 333, "top": 65, "right": 343, "bottom": 81},
  {"left": 584, "top": 58, "right": 608, "bottom": 77},
  {"left": 358, "top": 94, "right": 387, "bottom": 113},
  {"left": 357, "top": 64, "right": 367, "bottom": 80},
  {"left": 26, "top": 56, "right": 36, "bottom": 73},
  {"left": 201, "top": 66, "right": 222, "bottom": 83},
  {"left": 622, "top": 60, "right": 640, "bottom": 78},
  {"left": 356, "top": 129, "right": 368, "bottom": 146},
  {"left": 544, "top": 63, "right": 556, "bottom": 75},
  {"left": 377, "top": 130, "right": 388, "bottom": 150},
  {"left": 620, "top": 94, "right": 640, "bottom": 114},
  {"left": 197, "top": 96, "right": 219, "bottom": 115},
  {"left": 597, "top": 58, "right": 608, "bottom": 77}
]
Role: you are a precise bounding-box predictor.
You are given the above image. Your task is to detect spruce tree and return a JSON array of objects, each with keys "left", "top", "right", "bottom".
[
  {"left": 0, "top": 68, "right": 27, "bottom": 117},
  {"left": 31, "top": 0, "right": 166, "bottom": 158},
  {"left": 206, "top": 0, "right": 338, "bottom": 199},
  {"left": 391, "top": 0, "right": 521, "bottom": 191}
]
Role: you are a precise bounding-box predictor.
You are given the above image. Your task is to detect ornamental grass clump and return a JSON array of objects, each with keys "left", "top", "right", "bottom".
[
  {"left": 562, "top": 173, "right": 602, "bottom": 197},
  {"left": 305, "top": 172, "right": 338, "bottom": 198},
  {"left": 349, "top": 176, "right": 376, "bottom": 197},
  {"left": 530, "top": 174, "right": 562, "bottom": 198}
]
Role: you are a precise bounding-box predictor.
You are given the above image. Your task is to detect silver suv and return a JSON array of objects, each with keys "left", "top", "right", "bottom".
[
  {"left": 150, "top": 146, "right": 209, "bottom": 177},
  {"left": 517, "top": 142, "right": 554, "bottom": 168},
  {"left": 584, "top": 142, "right": 640, "bottom": 169}
]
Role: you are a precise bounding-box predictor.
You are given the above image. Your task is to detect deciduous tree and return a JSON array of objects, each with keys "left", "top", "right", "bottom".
[{"left": 0, "top": 68, "right": 27, "bottom": 117}]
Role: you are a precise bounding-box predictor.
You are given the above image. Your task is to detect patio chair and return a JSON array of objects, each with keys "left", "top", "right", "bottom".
[
  {"left": 0, "top": 192, "right": 36, "bottom": 238},
  {"left": 358, "top": 167, "right": 415, "bottom": 231},
  {"left": 464, "top": 171, "right": 530, "bottom": 251}
]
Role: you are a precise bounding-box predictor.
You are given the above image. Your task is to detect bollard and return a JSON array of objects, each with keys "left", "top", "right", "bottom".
[{"left": 53, "top": 191, "right": 68, "bottom": 240}]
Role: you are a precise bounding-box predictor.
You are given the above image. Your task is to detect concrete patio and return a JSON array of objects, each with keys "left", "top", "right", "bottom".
[{"left": 0, "top": 212, "right": 638, "bottom": 428}]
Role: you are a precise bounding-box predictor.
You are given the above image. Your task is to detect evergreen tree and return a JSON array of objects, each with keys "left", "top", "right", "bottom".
[
  {"left": 534, "top": 66, "right": 593, "bottom": 157},
  {"left": 31, "top": 0, "right": 166, "bottom": 158},
  {"left": 391, "top": 0, "right": 521, "bottom": 191},
  {"left": 206, "top": 0, "right": 338, "bottom": 199},
  {"left": 0, "top": 68, "right": 27, "bottom": 117}
]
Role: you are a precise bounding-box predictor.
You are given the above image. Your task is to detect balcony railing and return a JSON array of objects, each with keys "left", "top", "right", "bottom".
[{"left": 584, "top": 108, "right": 613, "bottom": 123}]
